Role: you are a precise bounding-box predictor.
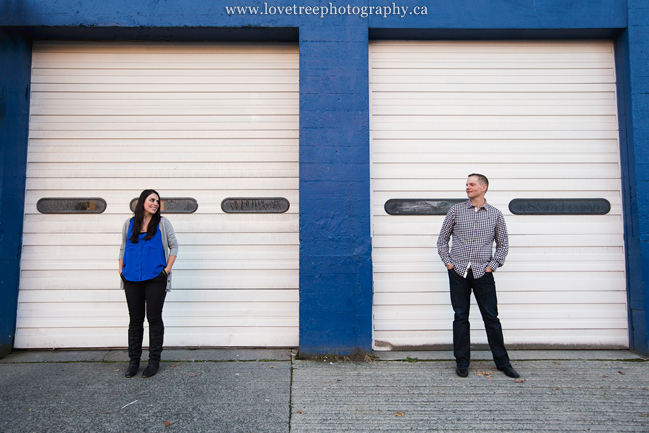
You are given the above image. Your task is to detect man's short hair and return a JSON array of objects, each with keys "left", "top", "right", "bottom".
[{"left": 468, "top": 173, "right": 489, "bottom": 191}]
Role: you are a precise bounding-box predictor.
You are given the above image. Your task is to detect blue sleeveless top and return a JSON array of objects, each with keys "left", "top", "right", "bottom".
[{"left": 121, "top": 219, "right": 166, "bottom": 282}]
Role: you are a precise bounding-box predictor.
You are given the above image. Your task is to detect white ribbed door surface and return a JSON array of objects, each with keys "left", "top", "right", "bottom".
[
  {"left": 17, "top": 41, "right": 299, "bottom": 348},
  {"left": 370, "top": 41, "right": 628, "bottom": 349}
]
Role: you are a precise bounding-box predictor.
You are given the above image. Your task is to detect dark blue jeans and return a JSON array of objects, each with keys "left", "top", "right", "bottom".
[{"left": 448, "top": 268, "right": 511, "bottom": 369}]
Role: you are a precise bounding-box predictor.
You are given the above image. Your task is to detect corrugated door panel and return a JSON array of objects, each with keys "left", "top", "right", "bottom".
[
  {"left": 16, "top": 41, "right": 299, "bottom": 348},
  {"left": 370, "top": 40, "right": 628, "bottom": 349}
]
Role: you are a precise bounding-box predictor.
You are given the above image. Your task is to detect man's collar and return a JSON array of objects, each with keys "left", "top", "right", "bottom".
[{"left": 465, "top": 199, "right": 489, "bottom": 210}]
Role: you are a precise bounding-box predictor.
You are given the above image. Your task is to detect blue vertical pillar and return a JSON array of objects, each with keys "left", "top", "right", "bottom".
[
  {"left": 0, "top": 30, "right": 31, "bottom": 357},
  {"left": 618, "top": 0, "right": 649, "bottom": 356},
  {"left": 298, "top": 20, "right": 372, "bottom": 355}
]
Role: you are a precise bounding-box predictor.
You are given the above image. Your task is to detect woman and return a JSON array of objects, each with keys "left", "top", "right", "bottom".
[{"left": 118, "top": 190, "right": 178, "bottom": 378}]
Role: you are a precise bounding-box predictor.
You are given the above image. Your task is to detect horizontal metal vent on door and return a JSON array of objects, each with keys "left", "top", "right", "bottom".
[
  {"left": 384, "top": 199, "right": 466, "bottom": 215},
  {"left": 221, "top": 197, "right": 290, "bottom": 213},
  {"left": 509, "top": 198, "right": 611, "bottom": 215},
  {"left": 129, "top": 198, "right": 198, "bottom": 214},
  {"left": 37, "top": 198, "right": 107, "bottom": 214}
]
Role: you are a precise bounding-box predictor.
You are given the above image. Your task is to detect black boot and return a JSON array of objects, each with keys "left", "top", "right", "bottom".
[
  {"left": 125, "top": 360, "right": 140, "bottom": 378},
  {"left": 125, "top": 327, "right": 143, "bottom": 378},
  {"left": 142, "top": 326, "right": 164, "bottom": 378}
]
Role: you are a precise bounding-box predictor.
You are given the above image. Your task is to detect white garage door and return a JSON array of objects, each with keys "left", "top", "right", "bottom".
[
  {"left": 370, "top": 41, "right": 628, "bottom": 349},
  {"left": 16, "top": 41, "right": 299, "bottom": 348}
]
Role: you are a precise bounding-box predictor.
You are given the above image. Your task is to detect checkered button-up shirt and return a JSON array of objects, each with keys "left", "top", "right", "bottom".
[{"left": 437, "top": 200, "right": 509, "bottom": 279}]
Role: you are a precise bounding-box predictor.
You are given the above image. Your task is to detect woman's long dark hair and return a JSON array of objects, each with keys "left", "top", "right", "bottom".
[{"left": 130, "top": 189, "right": 162, "bottom": 243}]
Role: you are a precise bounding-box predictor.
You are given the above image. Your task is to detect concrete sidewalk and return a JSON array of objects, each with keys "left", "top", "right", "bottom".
[{"left": 1, "top": 349, "right": 648, "bottom": 432}]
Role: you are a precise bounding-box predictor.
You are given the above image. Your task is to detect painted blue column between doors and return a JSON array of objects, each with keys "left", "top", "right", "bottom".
[
  {"left": 298, "top": 21, "right": 373, "bottom": 355},
  {"left": 616, "top": 0, "right": 649, "bottom": 355},
  {"left": 0, "top": 31, "right": 32, "bottom": 357}
]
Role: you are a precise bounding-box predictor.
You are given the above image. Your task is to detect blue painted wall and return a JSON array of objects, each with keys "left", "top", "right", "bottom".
[
  {"left": 0, "top": 30, "right": 31, "bottom": 357},
  {"left": 1, "top": 0, "right": 627, "bottom": 28},
  {"left": 618, "top": 0, "right": 649, "bottom": 354},
  {"left": 0, "top": 0, "right": 647, "bottom": 355},
  {"left": 299, "top": 19, "right": 372, "bottom": 354},
  {"left": 615, "top": 31, "right": 644, "bottom": 354}
]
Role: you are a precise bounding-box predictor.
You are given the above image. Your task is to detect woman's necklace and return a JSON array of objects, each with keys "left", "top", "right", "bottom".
[{"left": 141, "top": 217, "right": 151, "bottom": 233}]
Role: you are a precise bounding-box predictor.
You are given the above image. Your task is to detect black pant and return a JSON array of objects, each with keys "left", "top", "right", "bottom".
[
  {"left": 123, "top": 271, "right": 167, "bottom": 359},
  {"left": 448, "top": 268, "right": 511, "bottom": 369}
]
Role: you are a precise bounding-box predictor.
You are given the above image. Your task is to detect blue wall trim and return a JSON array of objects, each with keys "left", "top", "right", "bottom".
[
  {"left": 369, "top": 28, "right": 625, "bottom": 40},
  {"left": 2, "top": 0, "right": 627, "bottom": 29},
  {"left": 615, "top": 31, "right": 646, "bottom": 354},
  {"left": 0, "top": 30, "right": 31, "bottom": 357},
  {"left": 619, "top": 0, "right": 649, "bottom": 355},
  {"left": 8, "top": 26, "right": 299, "bottom": 42},
  {"left": 1, "top": 0, "right": 648, "bottom": 355}
]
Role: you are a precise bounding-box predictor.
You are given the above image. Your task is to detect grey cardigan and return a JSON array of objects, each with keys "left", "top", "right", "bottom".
[{"left": 119, "top": 216, "right": 179, "bottom": 292}]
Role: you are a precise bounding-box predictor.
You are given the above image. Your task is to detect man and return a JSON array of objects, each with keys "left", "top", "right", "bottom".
[{"left": 437, "top": 173, "right": 519, "bottom": 379}]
